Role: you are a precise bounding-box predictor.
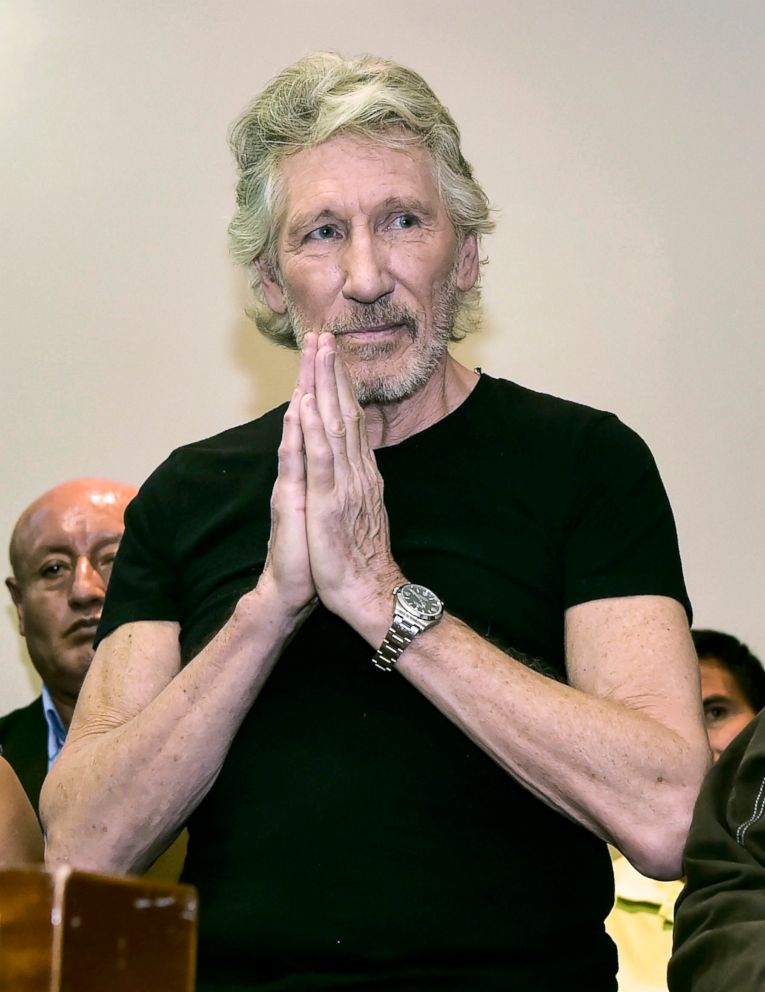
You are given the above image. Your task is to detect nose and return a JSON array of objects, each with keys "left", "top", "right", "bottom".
[
  {"left": 68, "top": 557, "right": 106, "bottom": 608},
  {"left": 340, "top": 229, "right": 394, "bottom": 304},
  {"left": 707, "top": 734, "right": 722, "bottom": 764}
]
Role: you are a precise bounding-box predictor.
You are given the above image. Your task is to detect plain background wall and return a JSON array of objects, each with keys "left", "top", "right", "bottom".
[{"left": 1, "top": 0, "right": 763, "bottom": 711}]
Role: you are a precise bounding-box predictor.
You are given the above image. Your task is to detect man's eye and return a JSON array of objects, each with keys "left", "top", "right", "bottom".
[
  {"left": 389, "top": 214, "right": 419, "bottom": 230},
  {"left": 41, "top": 562, "right": 65, "bottom": 578},
  {"left": 306, "top": 224, "right": 340, "bottom": 241},
  {"left": 705, "top": 706, "right": 727, "bottom": 723}
]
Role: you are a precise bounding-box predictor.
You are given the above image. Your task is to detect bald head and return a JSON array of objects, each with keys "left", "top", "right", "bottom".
[
  {"left": 6, "top": 478, "right": 137, "bottom": 723},
  {"left": 9, "top": 479, "right": 136, "bottom": 581}
]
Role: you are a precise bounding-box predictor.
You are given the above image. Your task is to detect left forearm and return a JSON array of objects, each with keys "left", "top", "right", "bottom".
[{"left": 378, "top": 610, "right": 708, "bottom": 879}]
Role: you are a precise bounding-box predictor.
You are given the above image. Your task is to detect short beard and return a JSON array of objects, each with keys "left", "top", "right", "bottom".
[{"left": 286, "top": 271, "right": 463, "bottom": 406}]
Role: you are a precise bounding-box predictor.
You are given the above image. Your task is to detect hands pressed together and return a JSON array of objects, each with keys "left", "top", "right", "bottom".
[{"left": 263, "top": 332, "right": 404, "bottom": 640}]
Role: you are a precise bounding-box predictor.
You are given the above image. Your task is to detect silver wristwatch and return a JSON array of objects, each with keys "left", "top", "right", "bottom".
[{"left": 372, "top": 583, "right": 444, "bottom": 673}]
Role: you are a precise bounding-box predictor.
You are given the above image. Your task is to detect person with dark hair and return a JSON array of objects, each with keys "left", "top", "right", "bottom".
[
  {"left": 607, "top": 628, "right": 764, "bottom": 992},
  {"left": 693, "top": 629, "right": 765, "bottom": 761},
  {"left": 669, "top": 632, "right": 765, "bottom": 992},
  {"left": 43, "top": 53, "right": 708, "bottom": 992}
]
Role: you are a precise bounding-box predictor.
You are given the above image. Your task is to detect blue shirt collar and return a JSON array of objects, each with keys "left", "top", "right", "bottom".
[{"left": 40, "top": 685, "right": 68, "bottom": 770}]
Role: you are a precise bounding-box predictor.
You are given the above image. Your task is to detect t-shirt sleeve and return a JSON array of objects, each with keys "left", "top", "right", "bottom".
[
  {"left": 95, "top": 454, "right": 181, "bottom": 647},
  {"left": 562, "top": 414, "right": 692, "bottom": 621}
]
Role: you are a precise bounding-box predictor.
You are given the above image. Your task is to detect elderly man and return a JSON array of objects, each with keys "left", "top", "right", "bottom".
[
  {"left": 44, "top": 54, "right": 708, "bottom": 991},
  {"left": 1, "top": 478, "right": 136, "bottom": 811}
]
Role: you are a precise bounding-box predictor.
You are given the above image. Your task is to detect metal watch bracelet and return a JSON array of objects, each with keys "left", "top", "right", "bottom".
[{"left": 371, "top": 614, "right": 423, "bottom": 673}]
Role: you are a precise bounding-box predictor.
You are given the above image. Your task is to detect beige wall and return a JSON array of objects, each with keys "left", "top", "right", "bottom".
[{"left": 2, "top": 0, "right": 763, "bottom": 711}]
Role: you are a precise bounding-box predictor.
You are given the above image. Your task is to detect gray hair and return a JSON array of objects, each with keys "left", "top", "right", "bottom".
[{"left": 228, "top": 52, "right": 494, "bottom": 348}]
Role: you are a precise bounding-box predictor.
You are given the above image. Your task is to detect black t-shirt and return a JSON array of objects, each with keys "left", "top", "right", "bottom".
[{"left": 99, "top": 374, "right": 691, "bottom": 991}]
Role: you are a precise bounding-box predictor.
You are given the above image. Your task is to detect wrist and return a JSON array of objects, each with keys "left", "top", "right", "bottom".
[
  {"left": 371, "top": 582, "right": 445, "bottom": 673},
  {"left": 327, "top": 566, "right": 407, "bottom": 646},
  {"left": 239, "top": 572, "right": 317, "bottom": 634}
]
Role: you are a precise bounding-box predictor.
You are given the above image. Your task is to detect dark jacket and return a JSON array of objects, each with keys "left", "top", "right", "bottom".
[
  {"left": 669, "top": 710, "right": 765, "bottom": 991},
  {"left": 0, "top": 696, "right": 47, "bottom": 813}
]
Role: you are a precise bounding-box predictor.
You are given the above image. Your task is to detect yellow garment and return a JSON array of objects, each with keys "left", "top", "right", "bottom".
[
  {"left": 143, "top": 829, "right": 188, "bottom": 883},
  {"left": 605, "top": 848, "right": 683, "bottom": 992}
]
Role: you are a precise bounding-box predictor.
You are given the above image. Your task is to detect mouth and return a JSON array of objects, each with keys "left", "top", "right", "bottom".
[{"left": 66, "top": 616, "right": 101, "bottom": 638}]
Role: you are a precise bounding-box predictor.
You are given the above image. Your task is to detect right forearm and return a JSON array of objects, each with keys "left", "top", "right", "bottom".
[
  {"left": 43, "top": 582, "right": 311, "bottom": 873},
  {"left": 45, "top": 358, "right": 320, "bottom": 874}
]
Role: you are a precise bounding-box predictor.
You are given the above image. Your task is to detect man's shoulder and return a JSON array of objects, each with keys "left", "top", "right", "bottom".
[
  {"left": 170, "top": 403, "right": 289, "bottom": 463},
  {"left": 136, "top": 403, "right": 290, "bottom": 499},
  {"left": 483, "top": 374, "right": 615, "bottom": 425},
  {"left": 0, "top": 696, "right": 45, "bottom": 741},
  {"left": 477, "top": 374, "right": 623, "bottom": 452}
]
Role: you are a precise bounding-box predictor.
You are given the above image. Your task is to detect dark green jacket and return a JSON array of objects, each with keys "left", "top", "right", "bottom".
[
  {"left": 669, "top": 711, "right": 765, "bottom": 991},
  {"left": 0, "top": 696, "right": 47, "bottom": 813}
]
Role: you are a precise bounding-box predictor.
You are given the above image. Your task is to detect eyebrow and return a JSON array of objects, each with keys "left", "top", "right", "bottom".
[
  {"left": 703, "top": 694, "right": 731, "bottom": 707},
  {"left": 378, "top": 196, "right": 434, "bottom": 216},
  {"left": 30, "top": 534, "right": 123, "bottom": 560}
]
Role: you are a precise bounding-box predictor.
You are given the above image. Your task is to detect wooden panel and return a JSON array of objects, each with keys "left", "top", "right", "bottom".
[
  {"left": 0, "top": 867, "right": 197, "bottom": 992},
  {"left": 0, "top": 869, "right": 54, "bottom": 992}
]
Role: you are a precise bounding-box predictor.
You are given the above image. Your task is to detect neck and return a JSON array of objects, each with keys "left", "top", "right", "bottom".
[
  {"left": 46, "top": 689, "right": 75, "bottom": 729},
  {"left": 363, "top": 353, "right": 478, "bottom": 449}
]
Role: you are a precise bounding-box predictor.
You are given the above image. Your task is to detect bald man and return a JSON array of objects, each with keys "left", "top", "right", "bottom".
[{"left": 1, "top": 479, "right": 136, "bottom": 811}]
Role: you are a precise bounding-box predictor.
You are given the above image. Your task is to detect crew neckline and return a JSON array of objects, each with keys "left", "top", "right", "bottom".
[{"left": 373, "top": 371, "right": 491, "bottom": 456}]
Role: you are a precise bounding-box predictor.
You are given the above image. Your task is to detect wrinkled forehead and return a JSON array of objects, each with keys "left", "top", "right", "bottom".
[
  {"left": 12, "top": 490, "right": 129, "bottom": 575},
  {"left": 273, "top": 134, "right": 443, "bottom": 232}
]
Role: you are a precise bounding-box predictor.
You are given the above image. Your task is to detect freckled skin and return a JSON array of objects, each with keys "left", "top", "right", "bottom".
[
  {"left": 6, "top": 479, "right": 137, "bottom": 726},
  {"left": 700, "top": 658, "right": 757, "bottom": 761}
]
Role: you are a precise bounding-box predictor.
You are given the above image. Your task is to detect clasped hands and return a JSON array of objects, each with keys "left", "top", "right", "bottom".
[{"left": 263, "top": 331, "right": 404, "bottom": 642}]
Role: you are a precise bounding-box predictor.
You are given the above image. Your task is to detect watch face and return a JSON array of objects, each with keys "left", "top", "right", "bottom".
[{"left": 399, "top": 583, "right": 442, "bottom": 619}]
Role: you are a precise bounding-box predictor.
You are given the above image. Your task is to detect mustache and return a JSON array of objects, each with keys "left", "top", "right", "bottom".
[{"left": 321, "top": 301, "right": 418, "bottom": 338}]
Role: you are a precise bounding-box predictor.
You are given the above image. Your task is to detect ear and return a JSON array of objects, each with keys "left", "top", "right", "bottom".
[
  {"left": 455, "top": 233, "right": 479, "bottom": 292},
  {"left": 5, "top": 577, "right": 25, "bottom": 636},
  {"left": 255, "top": 257, "right": 287, "bottom": 315}
]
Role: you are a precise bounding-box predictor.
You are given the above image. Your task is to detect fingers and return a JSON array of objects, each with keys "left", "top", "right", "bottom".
[
  {"left": 299, "top": 331, "right": 372, "bottom": 492},
  {"left": 300, "top": 392, "right": 335, "bottom": 491},
  {"left": 267, "top": 385, "right": 317, "bottom": 610},
  {"left": 293, "top": 331, "right": 335, "bottom": 494},
  {"left": 314, "top": 336, "right": 350, "bottom": 470},
  {"left": 333, "top": 346, "right": 365, "bottom": 463},
  {"left": 277, "top": 387, "right": 306, "bottom": 488},
  {"left": 314, "top": 332, "right": 366, "bottom": 465},
  {"left": 296, "top": 331, "right": 318, "bottom": 398},
  {"left": 302, "top": 333, "right": 353, "bottom": 492}
]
